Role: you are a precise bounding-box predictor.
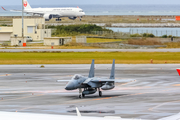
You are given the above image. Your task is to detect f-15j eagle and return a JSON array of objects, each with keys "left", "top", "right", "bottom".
[{"left": 57, "top": 59, "right": 136, "bottom": 98}]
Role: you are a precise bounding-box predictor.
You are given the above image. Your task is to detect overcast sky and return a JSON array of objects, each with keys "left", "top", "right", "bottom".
[{"left": 2, "top": 0, "right": 180, "bottom": 5}]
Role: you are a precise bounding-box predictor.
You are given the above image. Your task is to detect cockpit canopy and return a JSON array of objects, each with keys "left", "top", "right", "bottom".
[
  {"left": 72, "top": 74, "right": 83, "bottom": 80},
  {"left": 79, "top": 10, "right": 84, "bottom": 12}
]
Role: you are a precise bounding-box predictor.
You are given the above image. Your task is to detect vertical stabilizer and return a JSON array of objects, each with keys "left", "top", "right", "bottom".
[
  {"left": 23, "top": 0, "right": 32, "bottom": 9},
  {"left": 88, "top": 59, "right": 94, "bottom": 78},
  {"left": 110, "top": 59, "right": 115, "bottom": 79}
]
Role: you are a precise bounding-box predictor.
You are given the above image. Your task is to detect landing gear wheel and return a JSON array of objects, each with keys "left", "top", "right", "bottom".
[
  {"left": 79, "top": 95, "right": 82, "bottom": 98},
  {"left": 56, "top": 18, "right": 61, "bottom": 21},
  {"left": 82, "top": 94, "right": 85, "bottom": 98},
  {"left": 99, "top": 91, "right": 102, "bottom": 97}
]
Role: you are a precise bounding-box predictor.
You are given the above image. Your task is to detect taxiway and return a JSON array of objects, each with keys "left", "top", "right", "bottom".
[{"left": 0, "top": 64, "right": 180, "bottom": 119}]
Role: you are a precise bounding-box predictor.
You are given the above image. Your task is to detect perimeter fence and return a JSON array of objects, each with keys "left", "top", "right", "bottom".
[{"left": 130, "top": 29, "right": 180, "bottom": 37}]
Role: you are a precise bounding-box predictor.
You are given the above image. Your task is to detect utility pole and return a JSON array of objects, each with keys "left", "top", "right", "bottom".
[{"left": 22, "top": 0, "right": 24, "bottom": 42}]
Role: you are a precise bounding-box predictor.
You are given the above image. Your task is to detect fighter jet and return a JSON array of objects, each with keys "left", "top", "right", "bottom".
[{"left": 57, "top": 59, "right": 136, "bottom": 98}]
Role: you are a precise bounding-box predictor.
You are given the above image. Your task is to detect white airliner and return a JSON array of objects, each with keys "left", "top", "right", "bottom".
[
  {"left": 2, "top": 0, "right": 85, "bottom": 21},
  {"left": 0, "top": 108, "right": 180, "bottom": 120}
]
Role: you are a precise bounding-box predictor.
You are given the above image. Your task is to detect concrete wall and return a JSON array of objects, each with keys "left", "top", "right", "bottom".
[
  {"left": 0, "top": 27, "right": 13, "bottom": 41},
  {"left": 44, "top": 29, "right": 51, "bottom": 38},
  {"left": 44, "top": 37, "right": 72, "bottom": 46},
  {"left": 11, "top": 37, "right": 26, "bottom": 46},
  {"left": 76, "top": 36, "right": 87, "bottom": 43},
  {"left": 0, "top": 27, "right": 13, "bottom": 33}
]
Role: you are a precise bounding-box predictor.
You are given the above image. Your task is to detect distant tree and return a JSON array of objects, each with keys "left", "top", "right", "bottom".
[{"left": 162, "top": 35, "right": 167, "bottom": 38}]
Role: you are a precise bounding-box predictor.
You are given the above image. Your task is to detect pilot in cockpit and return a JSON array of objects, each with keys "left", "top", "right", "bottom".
[{"left": 72, "top": 74, "right": 83, "bottom": 80}]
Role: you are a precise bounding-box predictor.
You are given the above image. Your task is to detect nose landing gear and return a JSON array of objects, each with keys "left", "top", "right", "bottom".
[{"left": 79, "top": 88, "right": 82, "bottom": 98}]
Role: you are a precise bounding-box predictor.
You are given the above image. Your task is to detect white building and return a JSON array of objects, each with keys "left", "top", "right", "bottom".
[{"left": 0, "top": 18, "right": 51, "bottom": 42}]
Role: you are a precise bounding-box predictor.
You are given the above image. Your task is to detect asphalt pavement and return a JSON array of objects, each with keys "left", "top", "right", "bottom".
[{"left": 0, "top": 64, "right": 180, "bottom": 119}]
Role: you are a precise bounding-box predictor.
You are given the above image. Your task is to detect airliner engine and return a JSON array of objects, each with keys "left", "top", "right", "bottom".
[
  {"left": 44, "top": 14, "right": 53, "bottom": 21},
  {"left": 101, "top": 84, "right": 115, "bottom": 90},
  {"left": 68, "top": 17, "right": 77, "bottom": 20}
]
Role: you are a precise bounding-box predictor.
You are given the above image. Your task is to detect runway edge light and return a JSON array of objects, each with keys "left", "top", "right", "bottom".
[{"left": 176, "top": 69, "right": 180, "bottom": 76}]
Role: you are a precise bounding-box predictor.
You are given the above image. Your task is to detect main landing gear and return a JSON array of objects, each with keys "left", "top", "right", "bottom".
[
  {"left": 78, "top": 88, "right": 102, "bottom": 99},
  {"left": 56, "top": 18, "right": 61, "bottom": 21},
  {"left": 98, "top": 88, "right": 102, "bottom": 97}
]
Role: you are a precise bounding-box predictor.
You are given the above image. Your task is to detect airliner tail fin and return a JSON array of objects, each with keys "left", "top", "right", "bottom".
[{"left": 23, "top": 0, "right": 32, "bottom": 9}]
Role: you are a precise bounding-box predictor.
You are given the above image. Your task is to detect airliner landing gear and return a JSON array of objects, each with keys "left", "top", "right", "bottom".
[
  {"left": 79, "top": 88, "right": 82, "bottom": 98},
  {"left": 78, "top": 16, "right": 82, "bottom": 21},
  {"left": 56, "top": 18, "right": 61, "bottom": 21},
  {"left": 98, "top": 88, "right": 102, "bottom": 97}
]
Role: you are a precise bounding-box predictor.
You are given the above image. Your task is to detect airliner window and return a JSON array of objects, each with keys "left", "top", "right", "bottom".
[{"left": 79, "top": 10, "right": 83, "bottom": 12}]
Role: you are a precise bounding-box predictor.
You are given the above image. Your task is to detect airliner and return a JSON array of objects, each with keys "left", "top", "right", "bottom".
[
  {"left": 0, "top": 108, "right": 180, "bottom": 120},
  {"left": 2, "top": 0, "right": 85, "bottom": 21}
]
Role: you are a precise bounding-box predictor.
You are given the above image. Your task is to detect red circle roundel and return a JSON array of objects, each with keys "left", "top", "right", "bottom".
[{"left": 24, "top": 1, "right": 27, "bottom": 7}]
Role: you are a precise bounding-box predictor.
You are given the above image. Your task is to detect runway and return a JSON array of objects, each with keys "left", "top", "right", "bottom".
[
  {"left": 0, "top": 64, "right": 180, "bottom": 119},
  {"left": 1, "top": 48, "right": 180, "bottom": 52}
]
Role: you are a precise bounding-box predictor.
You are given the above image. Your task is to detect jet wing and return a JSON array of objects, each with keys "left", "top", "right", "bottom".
[
  {"left": 91, "top": 79, "right": 136, "bottom": 83},
  {"left": 10, "top": 10, "right": 22, "bottom": 12},
  {"left": 1, "top": 7, "right": 21, "bottom": 12}
]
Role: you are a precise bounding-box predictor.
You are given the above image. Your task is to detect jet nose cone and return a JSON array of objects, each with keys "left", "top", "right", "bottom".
[{"left": 65, "top": 81, "right": 75, "bottom": 90}]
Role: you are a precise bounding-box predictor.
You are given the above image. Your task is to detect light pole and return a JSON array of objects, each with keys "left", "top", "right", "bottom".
[{"left": 22, "top": 0, "right": 24, "bottom": 42}]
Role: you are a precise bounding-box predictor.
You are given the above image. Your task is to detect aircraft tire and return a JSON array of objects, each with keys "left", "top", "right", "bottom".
[
  {"left": 82, "top": 94, "right": 85, "bottom": 98},
  {"left": 79, "top": 95, "right": 82, "bottom": 98},
  {"left": 99, "top": 91, "right": 102, "bottom": 97}
]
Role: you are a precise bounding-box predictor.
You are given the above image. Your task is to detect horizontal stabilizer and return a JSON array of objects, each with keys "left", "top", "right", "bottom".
[
  {"left": 57, "top": 80, "right": 71, "bottom": 82},
  {"left": 177, "top": 69, "right": 180, "bottom": 76}
]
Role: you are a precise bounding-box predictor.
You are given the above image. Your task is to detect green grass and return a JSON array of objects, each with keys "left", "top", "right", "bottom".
[{"left": 0, "top": 52, "right": 180, "bottom": 64}]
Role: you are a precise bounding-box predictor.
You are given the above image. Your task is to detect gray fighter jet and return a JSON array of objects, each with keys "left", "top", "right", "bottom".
[{"left": 57, "top": 59, "right": 136, "bottom": 98}]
